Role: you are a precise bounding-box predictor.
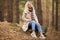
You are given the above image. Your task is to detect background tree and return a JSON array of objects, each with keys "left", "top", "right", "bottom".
[
  {"left": 13, "top": 0, "right": 19, "bottom": 23},
  {"left": 58, "top": 0, "right": 60, "bottom": 31},
  {"left": 0, "top": 0, "right": 4, "bottom": 21},
  {"left": 7, "top": 0, "right": 13, "bottom": 22},
  {"left": 56, "top": 0, "right": 58, "bottom": 30},
  {"left": 33, "top": 0, "right": 43, "bottom": 25}
]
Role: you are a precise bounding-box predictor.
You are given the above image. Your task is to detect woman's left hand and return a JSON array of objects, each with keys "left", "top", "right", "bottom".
[{"left": 36, "top": 22, "right": 39, "bottom": 24}]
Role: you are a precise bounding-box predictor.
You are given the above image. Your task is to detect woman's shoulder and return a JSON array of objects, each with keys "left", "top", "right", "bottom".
[{"left": 23, "top": 10, "right": 28, "bottom": 13}]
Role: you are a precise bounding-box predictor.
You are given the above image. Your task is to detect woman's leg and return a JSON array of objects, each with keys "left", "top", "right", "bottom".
[
  {"left": 35, "top": 23, "right": 46, "bottom": 39},
  {"left": 29, "top": 21, "right": 36, "bottom": 31},
  {"left": 29, "top": 21, "right": 37, "bottom": 38},
  {"left": 35, "top": 23, "right": 42, "bottom": 32}
]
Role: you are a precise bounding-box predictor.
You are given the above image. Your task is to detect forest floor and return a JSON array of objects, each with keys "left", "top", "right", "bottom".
[{"left": 0, "top": 21, "right": 60, "bottom": 40}]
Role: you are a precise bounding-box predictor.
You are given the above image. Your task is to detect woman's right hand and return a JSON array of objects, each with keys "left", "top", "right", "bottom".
[{"left": 26, "top": 18, "right": 31, "bottom": 22}]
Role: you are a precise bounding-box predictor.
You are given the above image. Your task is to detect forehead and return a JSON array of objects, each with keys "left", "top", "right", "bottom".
[
  {"left": 27, "top": 3, "right": 32, "bottom": 6},
  {"left": 28, "top": 3, "right": 31, "bottom": 5}
]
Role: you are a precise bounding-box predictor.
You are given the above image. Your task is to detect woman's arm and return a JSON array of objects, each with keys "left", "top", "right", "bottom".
[
  {"left": 33, "top": 12, "right": 39, "bottom": 23},
  {"left": 22, "top": 12, "right": 31, "bottom": 22},
  {"left": 33, "top": 8, "right": 39, "bottom": 23}
]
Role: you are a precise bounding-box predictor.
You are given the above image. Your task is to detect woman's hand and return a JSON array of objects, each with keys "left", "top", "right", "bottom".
[
  {"left": 26, "top": 18, "right": 31, "bottom": 22},
  {"left": 36, "top": 22, "right": 39, "bottom": 24}
]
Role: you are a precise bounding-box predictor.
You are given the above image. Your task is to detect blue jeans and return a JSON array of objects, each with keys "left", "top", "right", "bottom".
[{"left": 28, "top": 20, "right": 42, "bottom": 32}]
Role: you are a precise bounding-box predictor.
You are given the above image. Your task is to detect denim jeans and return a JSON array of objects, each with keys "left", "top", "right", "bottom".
[{"left": 28, "top": 20, "right": 42, "bottom": 32}]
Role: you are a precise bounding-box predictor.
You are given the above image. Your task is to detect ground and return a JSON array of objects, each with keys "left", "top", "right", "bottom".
[{"left": 0, "top": 22, "right": 60, "bottom": 40}]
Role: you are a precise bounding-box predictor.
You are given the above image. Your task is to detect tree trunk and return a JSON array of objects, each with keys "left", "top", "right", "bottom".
[
  {"left": 7, "top": 0, "right": 13, "bottom": 22},
  {"left": 3, "top": 0, "right": 8, "bottom": 21},
  {"left": 13, "top": 0, "right": 19, "bottom": 23},
  {"left": 52, "top": 0, "right": 54, "bottom": 26},
  {"left": 56, "top": 0, "right": 58, "bottom": 30},
  {"left": 58, "top": 0, "right": 60, "bottom": 31},
  {"left": 0, "top": 0, "right": 4, "bottom": 21},
  {"left": 46, "top": 0, "right": 52, "bottom": 27},
  {"left": 41, "top": 0, "right": 47, "bottom": 27},
  {"left": 16, "top": 0, "right": 19, "bottom": 23},
  {"left": 34, "top": 0, "right": 42, "bottom": 25}
]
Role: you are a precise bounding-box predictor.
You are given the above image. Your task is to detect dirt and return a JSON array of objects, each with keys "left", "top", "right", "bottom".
[{"left": 0, "top": 22, "right": 60, "bottom": 40}]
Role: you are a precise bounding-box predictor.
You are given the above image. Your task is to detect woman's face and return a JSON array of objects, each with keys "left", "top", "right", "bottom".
[{"left": 27, "top": 3, "right": 32, "bottom": 8}]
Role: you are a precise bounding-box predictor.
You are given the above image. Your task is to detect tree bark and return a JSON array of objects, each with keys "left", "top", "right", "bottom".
[
  {"left": 46, "top": 0, "right": 52, "bottom": 27},
  {"left": 13, "top": 0, "right": 19, "bottom": 23},
  {"left": 16, "top": 0, "right": 19, "bottom": 23},
  {"left": 34, "top": 0, "right": 42, "bottom": 25},
  {"left": 41, "top": 0, "right": 47, "bottom": 27},
  {"left": 7, "top": 0, "right": 13, "bottom": 22},
  {"left": 0, "top": 0, "right": 4, "bottom": 21},
  {"left": 3, "top": 0, "right": 8, "bottom": 21},
  {"left": 52, "top": 0, "right": 54, "bottom": 26},
  {"left": 56, "top": 0, "right": 58, "bottom": 30}
]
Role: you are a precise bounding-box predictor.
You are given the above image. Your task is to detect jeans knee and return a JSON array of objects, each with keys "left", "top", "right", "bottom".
[{"left": 31, "top": 20, "right": 35, "bottom": 23}]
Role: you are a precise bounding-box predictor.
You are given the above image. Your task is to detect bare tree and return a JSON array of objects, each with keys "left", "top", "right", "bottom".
[
  {"left": 46, "top": 0, "right": 52, "bottom": 27},
  {"left": 13, "top": 0, "right": 19, "bottom": 23},
  {"left": 33, "top": 0, "right": 43, "bottom": 25},
  {"left": 41, "top": 0, "right": 47, "bottom": 26},
  {"left": 52, "top": 0, "right": 54, "bottom": 26},
  {"left": 56, "top": 0, "right": 58, "bottom": 30},
  {"left": 7, "top": 0, "right": 13, "bottom": 22},
  {"left": 0, "top": 0, "right": 4, "bottom": 21},
  {"left": 3, "top": 0, "right": 8, "bottom": 21}
]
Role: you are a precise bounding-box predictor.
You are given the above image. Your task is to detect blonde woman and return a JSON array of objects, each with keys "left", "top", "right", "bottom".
[{"left": 22, "top": 1, "right": 46, "bottom": 39}]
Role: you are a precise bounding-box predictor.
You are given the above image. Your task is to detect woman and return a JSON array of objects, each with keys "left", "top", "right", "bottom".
[{"left": 22, "top": 1, "right": 46, "bottom": 39}]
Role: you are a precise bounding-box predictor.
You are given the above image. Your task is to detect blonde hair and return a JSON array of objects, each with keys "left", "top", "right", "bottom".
[{"left": 24, "top": 1, "right": 35, "bottom": 14}]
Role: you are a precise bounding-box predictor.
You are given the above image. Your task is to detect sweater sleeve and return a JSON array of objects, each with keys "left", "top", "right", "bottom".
[
  {"left": 34, "top": 13, "right": 39, "bottom": 23},
  {"left": 22, "top": 12, "right": 27, "bottom": 21}
]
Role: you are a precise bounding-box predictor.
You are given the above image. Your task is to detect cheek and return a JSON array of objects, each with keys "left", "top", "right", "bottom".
[
  {"left": 29, "top": 5, "right": 31, "bottom": 7},
  {"left": 28, "top": 5, "right": 32, "bottom": 8}
]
